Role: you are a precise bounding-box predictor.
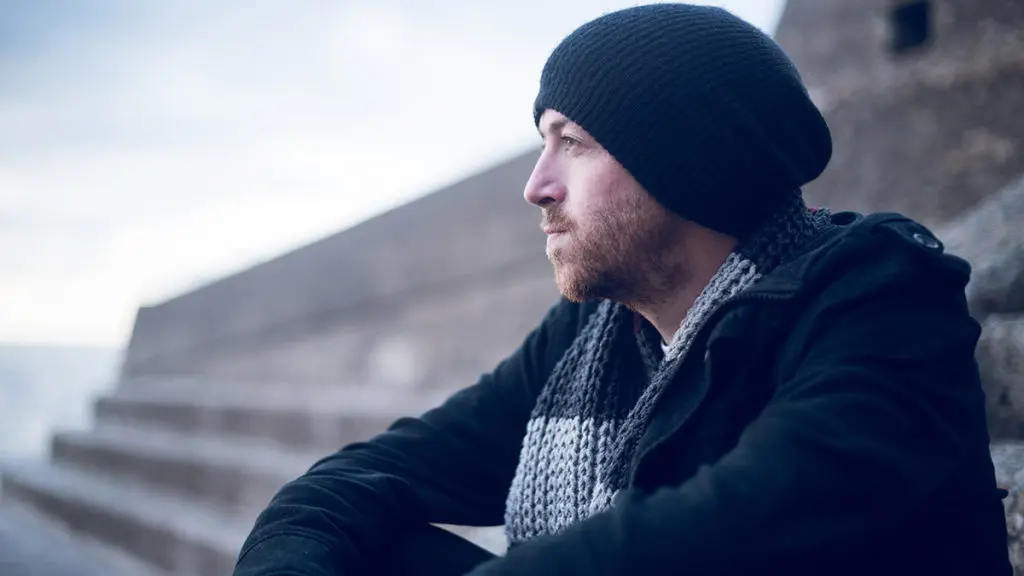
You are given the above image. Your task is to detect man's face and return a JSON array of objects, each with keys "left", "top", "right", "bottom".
[{"left": 524, "top": 109, "right": 685, "bottom": 304}]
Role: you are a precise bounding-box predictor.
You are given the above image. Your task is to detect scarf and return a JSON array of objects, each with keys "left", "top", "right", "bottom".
[{"left": 503, "top": 194, "right": 834, "bottom": 544}]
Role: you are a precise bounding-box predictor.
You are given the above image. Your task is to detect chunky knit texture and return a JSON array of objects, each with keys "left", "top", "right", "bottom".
[
  {"left": 533, "top": 4, "right": 833, "bottom": 238},
  {"left": 503, "top": 195, "right": 835, "bottom": 544}
]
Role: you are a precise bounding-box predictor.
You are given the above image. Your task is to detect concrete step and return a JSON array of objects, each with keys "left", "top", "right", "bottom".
[
  {"left": 113, "top": 376, "right": 451, "bottom": 410},
  {"left": 1, "top": 458, "right": 252, "bottom": 576},
  {"left": 0, "top": 499, "right": 161, "bottom": 576},
  {"left": 51, "top": 423, "right": 321, "bottom": 515},
  {"left": 95, "top": 380, "right": 449, "bottom": 450}
]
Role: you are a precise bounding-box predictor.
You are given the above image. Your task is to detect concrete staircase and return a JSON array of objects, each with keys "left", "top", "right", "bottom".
[{"left": 0, "top": 377, "right": 456, "bottom": 575}]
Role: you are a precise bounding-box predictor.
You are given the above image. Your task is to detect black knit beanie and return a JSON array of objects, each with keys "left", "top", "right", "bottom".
[{"left": 534, "top": 4, "right": 832, "bottom": 239}]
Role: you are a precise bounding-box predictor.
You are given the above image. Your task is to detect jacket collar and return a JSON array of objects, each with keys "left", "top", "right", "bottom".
[{"left": 738, "top": 211, "right": 866, "bottom": 299}]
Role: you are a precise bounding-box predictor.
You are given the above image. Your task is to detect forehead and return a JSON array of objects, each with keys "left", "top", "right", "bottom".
[{"left": 538, "top": 109, "right": 578, "bottom": 135}]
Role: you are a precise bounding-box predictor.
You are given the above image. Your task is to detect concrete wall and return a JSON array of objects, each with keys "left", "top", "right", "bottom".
[
  {"left": 776, "top": 0, "right": 1024, "bottom": 99},
  {"left": 776, "top": 0, "right": 1024, "bottom": 227},
  {"left": 188, "top": 262, "right": 558, "bottom": 391},
  {"left": 119, "top": 149, "right": 560, "bottom": 390}
]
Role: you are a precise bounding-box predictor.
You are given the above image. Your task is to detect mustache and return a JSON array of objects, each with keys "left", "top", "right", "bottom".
[{"left": 540, "top": 210, "right": 574, "bottom": 232}]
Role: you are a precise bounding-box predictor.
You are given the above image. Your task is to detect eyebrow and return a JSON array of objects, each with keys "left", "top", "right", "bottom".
[{"left": 538, "top": 118, "right": 568, "bottom": 139}]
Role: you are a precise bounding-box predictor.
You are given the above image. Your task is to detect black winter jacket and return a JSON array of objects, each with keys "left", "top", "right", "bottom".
[{"left": 234, "top": 212, "right": 1012, "bottom": 575}]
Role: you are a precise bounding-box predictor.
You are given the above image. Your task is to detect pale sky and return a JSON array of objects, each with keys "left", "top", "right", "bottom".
[{"left": 0, "top": 0, "right": 786, "bottom": 347}]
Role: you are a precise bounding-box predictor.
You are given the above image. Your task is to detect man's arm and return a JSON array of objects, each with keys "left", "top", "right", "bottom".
[
  {"left": 466, "top": 242, "right": 1000, "bottom": 574},
  {"left": 233, "top": 298, "right": 588, "bottom": 576}
]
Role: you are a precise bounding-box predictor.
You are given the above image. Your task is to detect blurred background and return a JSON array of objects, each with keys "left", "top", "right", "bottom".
[{"left": 2, "top": 0, "right": 1024, "bottom": 575}]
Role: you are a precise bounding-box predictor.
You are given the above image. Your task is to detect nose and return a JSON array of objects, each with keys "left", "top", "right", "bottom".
[{"left": 523, "top": 151, "right": 566, "bottom": 208}]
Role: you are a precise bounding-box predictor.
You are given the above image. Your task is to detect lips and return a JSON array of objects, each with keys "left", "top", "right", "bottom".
[
  {"left": 540, "top": 220, "right": 569, "bottom": 235},
  {"left": 541, "top": 211, "right": 570, "bottom": 236}
]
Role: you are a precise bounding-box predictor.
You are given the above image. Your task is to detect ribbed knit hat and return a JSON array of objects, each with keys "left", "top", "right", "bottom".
[{"left": 534, "top": 4, "right": 832, "bottom": 238}]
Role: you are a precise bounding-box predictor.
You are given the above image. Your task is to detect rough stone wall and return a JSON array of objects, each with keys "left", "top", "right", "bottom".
[
  {"left": 776, "top": 0, "right": 1024, "bottom": 227},
  {"left": 940, "top": 175, "right": 1024, "bottom": 440}
]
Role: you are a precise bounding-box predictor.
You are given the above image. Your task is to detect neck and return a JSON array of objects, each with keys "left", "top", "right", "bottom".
[
  {"left": 630, "top": 226, "right": 738, "bottom": 344},
  {"left": 636, "top": 285, "right": 704, "bottom": 345}
]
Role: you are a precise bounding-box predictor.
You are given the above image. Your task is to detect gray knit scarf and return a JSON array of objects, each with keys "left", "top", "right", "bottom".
[{"left": 503, "top": 195, "right": 834, "bottom": 544}]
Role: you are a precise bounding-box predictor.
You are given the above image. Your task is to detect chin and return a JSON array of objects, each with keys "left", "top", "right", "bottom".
[
  {"left": 555, "top": 259, "right": 643, "bottom": 305},
  {"left": 552, "top": 264, "right": 582, "bottom": 301},
  {"left": 553, "top": 266, "right": 605, "bottom": 303}
]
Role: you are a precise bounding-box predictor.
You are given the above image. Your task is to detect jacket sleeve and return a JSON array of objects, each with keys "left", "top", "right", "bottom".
[
  {"left": 465, "top": 240, "right": 992, "bottom": 575},
  {"left": 233, "top": 298, "right": 584, "bottom": 576}
]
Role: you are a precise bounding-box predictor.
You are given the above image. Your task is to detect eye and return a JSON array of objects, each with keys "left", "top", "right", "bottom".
[
  {"left": 540, "top": 135, "right": 583, "bottom": 154},
  {"left": 560, "top": 136, "right": 583, "bottom": 152}
]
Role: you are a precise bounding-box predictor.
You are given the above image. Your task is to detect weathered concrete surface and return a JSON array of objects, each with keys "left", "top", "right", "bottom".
[
  {"left": 977, "top": 315, "right": 1024, "bottom": 440},
  {"left": 776, "top": 0, "right": 1024, "bottom": 227},
  {"left": 176, "top": 266, "right": 559, "bottom": 393},
  {"left": 2, "top": 437, "right": 264, "bottom": 575},
  {"left": 939, "top": 174, "right": 1024, "bottom": 318},
  {"left": 93, "top": 378, "right": 448, "bottom": 451},
  {"left": 990, "top": 442, "right": 1024, "bottom": 574},
  {"left": 0, "top": 500, "right": 158, "bottom": 576},
  {"left": 940, "top": 177, "right": 1024, "bottom": 442},
  {"left": 776, "top": 0, "right": 1024, "bottom": 100}
]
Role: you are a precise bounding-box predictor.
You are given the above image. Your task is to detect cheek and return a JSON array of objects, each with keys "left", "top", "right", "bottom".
[
  {"left": 564, "top": 157, "right": 643, "bottom": 233},
  {"left": 566, "top": 174, "right": 614, "bottom": 223}
]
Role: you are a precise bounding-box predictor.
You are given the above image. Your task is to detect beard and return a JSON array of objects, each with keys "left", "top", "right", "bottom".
[{"left": 546, "top": 202, "right": 685, "bottom": 307}]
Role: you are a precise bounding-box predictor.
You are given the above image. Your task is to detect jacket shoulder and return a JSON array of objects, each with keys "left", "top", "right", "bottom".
[
  {"left": 846, "top": 212, "right": 948, "bottom": 253},
  {"left": 803, "top": 211, "right": 973, "bottom": 294}
]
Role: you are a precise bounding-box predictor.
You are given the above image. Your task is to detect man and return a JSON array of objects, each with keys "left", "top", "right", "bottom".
[{"left": 234, "top": 4, "right": 1011, "bottom": 575}]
